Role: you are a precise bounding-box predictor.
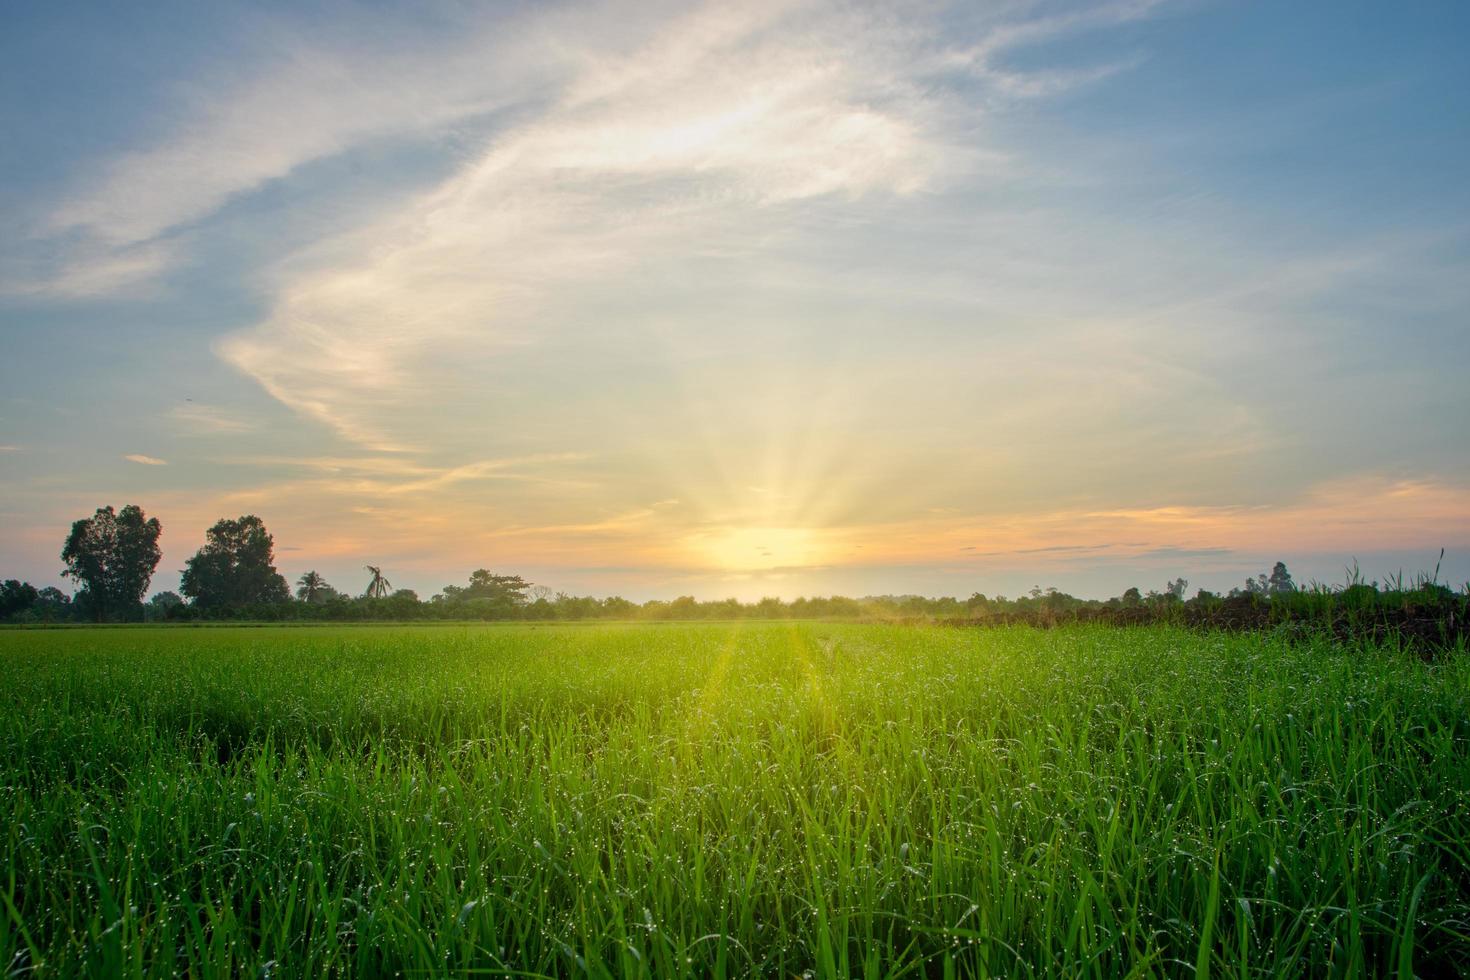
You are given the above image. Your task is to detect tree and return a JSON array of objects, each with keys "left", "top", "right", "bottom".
[
  {"left": 180, "top": 515, "right": 290, "bottom": 610},
  {"left": 432, "top": 570, "right": 530, "bottom": 619},
  {"left": 1267, "top": 561, "right": 1296, "bottom": 595},
  {"left": 464, "top": 570, "right": 529, "bottom": 604},
  {"left": 33, "top": 587, "right": 72, "bottom": 622},
  {"left": 60, "top": 504, "right": 163, "bottom": 621},
  {"left": 0, "top": 580, "right": 39, "bottom": 621},
  {"left": 296, "top": 570, "right": 333, "bottom": 603},
  {"left": 1165, "top": 577, "right": 1189, "bottom": 601},
  {"left": 364, "top": 565, "right": 392, "bottom": 599},
  {"left": 602, "top": 596, "right": 636, "bottom": 618},
  {"left": 1120, "top": 587, "right": 1143, "bottom": 608},
  {"left": 145, "top": 591, "right": 184, "bottom": 622},
  {"left": 382, "top": 589, "right": 421, "bottom": 619}
]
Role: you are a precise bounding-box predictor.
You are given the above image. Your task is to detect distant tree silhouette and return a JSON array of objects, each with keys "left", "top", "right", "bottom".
[
  {"left": 433, "top": 570, "right": 530, "bottom": 618},
  {"left": 296, "top": 571, "right": 334, "bottom": 603},
  {"left": 60, "top": 504, "right": 162, "bottom": 621},
  {"left": 364, "top": 566, "right": 392, "bottom": 599},
  {"left": 144, "top": 591, "right": 184, "bottom": 621},
  {"left": 0, "top": 580, "right": 39, "bottom": 620},
  {"left": 465, "top": 570, "right": 529, "bottom": 602},
  {"left": 180, "top": 515, "right": 289, "bottom": 610},
  {"left": 33, "top": 587, "right": 71, "bottom": 622},
  {"left": 1267, "top": 561, "right": 1296, "bottom": 595}
]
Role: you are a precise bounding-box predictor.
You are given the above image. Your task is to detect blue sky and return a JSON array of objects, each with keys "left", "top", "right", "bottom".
[{"left": 2, "top": 0, "right": 1468, "bottom": 601}]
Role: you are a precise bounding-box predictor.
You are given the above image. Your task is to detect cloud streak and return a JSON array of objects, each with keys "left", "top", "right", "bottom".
[
  {"left": 215, "top": 0, "right": 966, "bottom": 446},
  {"left": 19, "top": 1, "right": 1173, "bottom": 447},
  {"left": 170, "top": 403, "right": 257, "bottom": 435}
]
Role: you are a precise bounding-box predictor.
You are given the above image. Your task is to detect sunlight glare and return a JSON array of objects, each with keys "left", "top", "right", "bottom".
[{"left": 695, "top": 526, "right": 825, "bottom": 572}]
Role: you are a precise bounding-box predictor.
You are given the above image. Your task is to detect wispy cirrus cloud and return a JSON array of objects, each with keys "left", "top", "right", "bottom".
[
  {"left": 169, "top": 403, "right": 257, "bottom": 435},
  {"left": 862, "top": 476, "right": 1470, "bottom": 568},
  {"left": 215, "top": 1, "right": 966, "bottom": 447},
  {"left": 1, "top": 242, "right": 176, "bottom": 299},
  {"left": 1, "top": 4, "right": 571, "bottom": 299},
  {"left": 41, "top": 11, "right": 560, "bottom": 250},
  {"left": 204, "top": 451, "right": 594, "bottom": 497},
  {"left": 124, "top": 453, "right": 168, "bottom": 466},
  {"left": 15, "top": 1, "right": 1177, "bottom": 445}
]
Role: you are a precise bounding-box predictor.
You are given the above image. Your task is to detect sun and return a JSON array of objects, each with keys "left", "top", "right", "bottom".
[{"left": 695, "top": 526, "right": 825, "bottom": 572}]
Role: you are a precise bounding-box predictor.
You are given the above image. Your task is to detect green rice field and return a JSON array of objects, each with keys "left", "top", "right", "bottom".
[{"left": 2, "top": 623, "right": 1468, "bottom": 977}]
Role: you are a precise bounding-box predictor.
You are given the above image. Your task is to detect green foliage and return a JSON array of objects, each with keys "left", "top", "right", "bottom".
[
  {"left": 1, "top": 624, "right": 1466, "bottom": 977},
  {"left": 180, "top": 515, "right": 290, "bottom": 610},
  {"left": 295, "top": 570, "right": 334, "bottom": 603},
  {"left": 32, "top": 586, "right": 71, "bottom": 622},
  {"left": 59, "top": 504, "right": 163, "bottom": 621},
  {"left": 0, "top": 579, "right": 39, "bottom": 620},
  {"left": 142, "top": 591, "right": 183, "bottom": 623}
]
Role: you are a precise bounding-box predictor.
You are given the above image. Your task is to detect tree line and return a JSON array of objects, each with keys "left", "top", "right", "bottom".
[{"left": 2, "top": 504, "right": 1464, "bottom": 653}]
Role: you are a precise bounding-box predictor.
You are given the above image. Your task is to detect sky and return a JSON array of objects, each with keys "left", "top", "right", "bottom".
[{"left": 2, "top": 0, "right": 1469, "bottom": 603}]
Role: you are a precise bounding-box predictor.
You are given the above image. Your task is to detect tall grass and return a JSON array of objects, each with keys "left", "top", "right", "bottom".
[{"left": 2, "top": 624, "right": 1467, "bottom": 977}]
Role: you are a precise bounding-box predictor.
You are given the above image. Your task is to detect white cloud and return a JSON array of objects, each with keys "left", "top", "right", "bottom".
[
  {"left": 215, "top": 0, "right": 1126, "bottom": 447},
  {"left": 0, "top": 242, "right": 174, "bottom": 299},
  {"left": 209, "top": 451, "right": 592, "bottom": 495},
  {"left": 169, "top": 403, "right": 256, "bottom": 435},
  {"left": 123, "top": 454, "right": 168, "bottom": 466},
  {"left": 27, "top": 0, "right": 1184, "bottom": 456},
  {"left": 43, "top": 12, "right": 556, "bottom": 249}
]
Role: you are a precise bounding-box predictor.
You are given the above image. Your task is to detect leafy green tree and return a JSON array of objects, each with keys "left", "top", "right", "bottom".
[
  {"left": 296, "top": 571, "right": 335, "bottom": 603},
  {"left": 668, "top": 596, "right": 700, "bottom": 619},
  {"left": 0, "top": 580, "right": 39, "bottom": 620},
  {"left": 465, "top": 570, "right": 528, "bottom": 603},
  {"left": 383, "top": 589, "right": 422, "bottom": 619},
  {"left": 33, "top": 586, "right": 72, "bottom": 622},
  {"left": 754, "top": 596, "right": 785, "bottom": 619},
  {"left": 1267, "top": 561, "right": 1296, "bottom": 595},
  {"left": 180, "top": 515, "right": 290, "bottom": 610},
  {"left": 145, "top": 591, "right": 184, "bottom": 622},
  {"left": 432, "top": 570, "right": 530, "bottom": 619},
  {"left": 602, "top": 596, "right": 636, "bottom": 618},
  {"left": 60, "top": 504, "right": 163, "bottom": 621}
]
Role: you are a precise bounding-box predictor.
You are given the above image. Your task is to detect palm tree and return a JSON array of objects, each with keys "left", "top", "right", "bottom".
[
  {"left": 364, "top": 565, "right": 392, "bottom": 599},
  {"left": 296, "top": 570, "right": 329, "bottom": 603}
]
